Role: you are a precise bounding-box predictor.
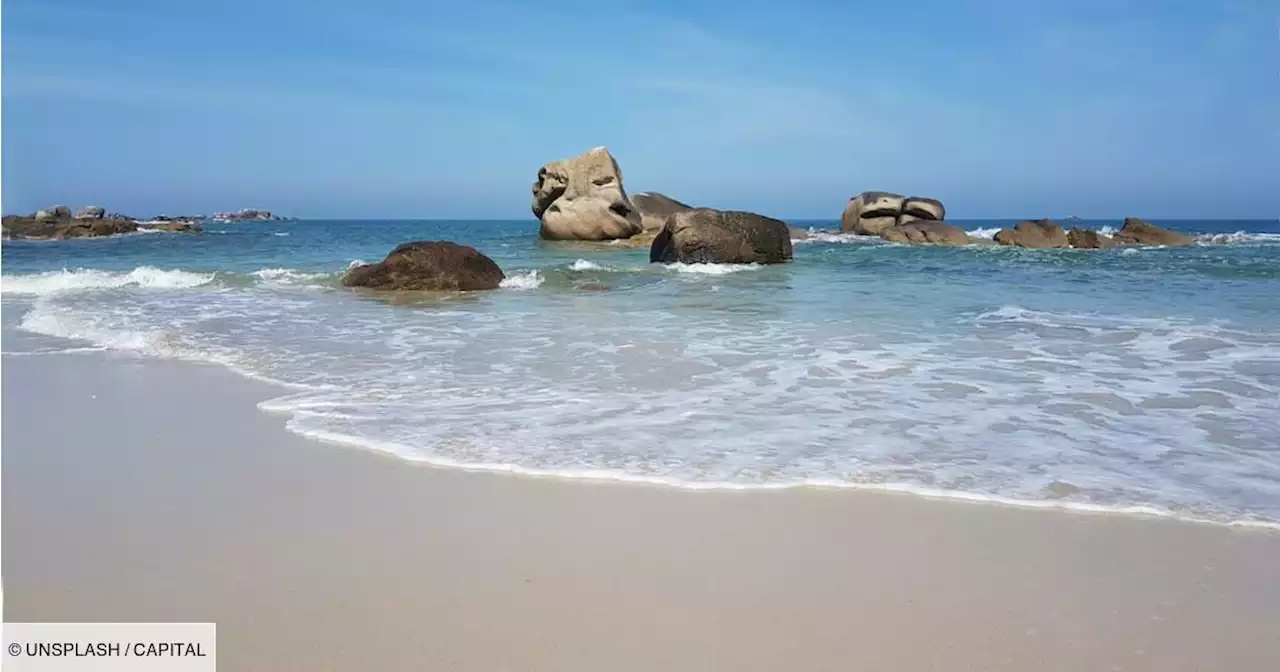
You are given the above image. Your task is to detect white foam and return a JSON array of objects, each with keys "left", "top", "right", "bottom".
[
  {"left": 499, "top": 270, "right": 544, "bottom": 289},
  {"left": 346, "top": 259, "right": 366, "bottom": 270},
  {"left": 250, "top": 268, "right": 328, "bottom": 286},
  {"left": 664, "top": 262, "right": 764, "bottom": 275},
  {"left": 273, "top": 232, "right": 290, "bottom": 237},
  {"left": 966, "top": 227, "right": 1002, "bottom": 239},
  {"left": 1197, "top": 231, "right": 1280, "bottom": 245},
  {"left": 569, "top": 259, "right": 607, "bottom": 271},
  {"left": 2, "top": 267, "right": 216, "bottom": 295},
  {"left": 792, "top": 229, "right": 875, "bottom": 245}
]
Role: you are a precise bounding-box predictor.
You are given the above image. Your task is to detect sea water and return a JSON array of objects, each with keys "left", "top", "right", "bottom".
[{"left": 3, "top": 219, "right": 1279, "bottom": 526}]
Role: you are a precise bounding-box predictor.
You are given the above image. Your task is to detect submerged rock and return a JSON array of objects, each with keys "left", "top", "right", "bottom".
[
  {"left": 532, "top": 147, "right": 643, "bottom": 241},
  {"left": 139, "top": 220, "right": 202, "bottom": 233},
  {"left": 994, "top": 219, "right": 1068, "bottom": 249},
  {"left": 1066, "top": 228, "right": 1116, "bottom": 249},
  {"left": 1111, "top": 217, "right": 1193, "bottom": 247},
  {"left": 879, "top": 220, "right": 970, "bottom": 246},
  {"left": 630, "top": 192, "right": 694, "bottom": 233},
  {"left": 650, "top": 209, "right": 793, "bottom": 264},
  {"left": 343, "top": 241, "right": 505, "bottom": 291}
]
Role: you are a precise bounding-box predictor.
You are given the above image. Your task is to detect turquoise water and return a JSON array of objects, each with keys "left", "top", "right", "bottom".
[{"left": 4, "top": 218, "right": 1279, "bottom": 525}]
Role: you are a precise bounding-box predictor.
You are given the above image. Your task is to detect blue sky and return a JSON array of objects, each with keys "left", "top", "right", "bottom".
[{"left": 3, "top": 0, "right": 1278, "bottom": 219}]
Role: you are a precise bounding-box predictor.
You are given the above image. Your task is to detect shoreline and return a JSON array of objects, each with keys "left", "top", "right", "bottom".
[
  {"left": 8, "top": 337, "right": 1280, "bottom": 532},
  {"left": 6, "top": 350, "right": 1280, "bottom": 670}
]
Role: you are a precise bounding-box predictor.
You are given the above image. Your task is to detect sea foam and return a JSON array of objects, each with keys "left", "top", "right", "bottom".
[
  {"left": 500, "top": 270, "right": 544, "bottom": 289},
  {"left": 2, "top": 267, "right": 215, "bottom": 295}
]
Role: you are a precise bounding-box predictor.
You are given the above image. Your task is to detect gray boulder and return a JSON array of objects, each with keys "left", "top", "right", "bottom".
[
  {"left": 1111, "top": 217, "right": 1193, "bottom": 247},
  {"left": 343, "top": 241, "right": 505, "bottom": 291},
  {"left": 902, "top": 197, "right": 946, "bottom": 221},
  {"left": 994, "top": 219, "right": 1069, "bottom": 248},
  {"left": 630, "top": 192, "right": 693, "bottom": 232},
  {"left": 841, "top": 191, "right": 905, "bottom": 235},
  {"left": 650, "top": 209, "right": 793, "bottom": 264},
  {"left": 74, "top": 206, "right": 106, "bottom": 220},
  {"left": 880, "top": 221, "right": 970, "bottom": 246},
  {"left": 532, "top": 147, "right": 642, "bottom": 241}
]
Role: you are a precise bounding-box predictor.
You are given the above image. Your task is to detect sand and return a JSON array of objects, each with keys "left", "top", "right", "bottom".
[{"left": 3, "top": 351, "right": 1279, "bottom": 671}]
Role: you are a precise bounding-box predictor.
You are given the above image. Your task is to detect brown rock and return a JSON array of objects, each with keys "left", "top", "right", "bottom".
[
  {"left": 1066, "top": 228, "right": 1117, "bottom": 249},
  {"left": 879, "top": 220, "right": 970, "bottom": 246},
  {"left": 2, "top": 215, "right": 137, "bottom": 239},
  {"left": 1110, "top": 217, "right": 1193, "bottom": 247},
  {"left": 650, "top": 209, "right": 793, "bottom": 264},
  {"left": 343, "top": 241, "right": 505, "bottom": 291},
  {"left": 788, "top": 227, "right": 811, "bottom": 240},
  {"left": 140, "top": 221, "right": 202, "bottom": 233},
  {"left": 532, "top": 147, "right": 642, "bottom": 241},
  {"left": 630, "top": 192, "right": 693, "bottom": 232},
  {"left": 841, "top": 191, "right": 905, "bottom": 234},
  {"left": 994, "top": 219, "right": 1068, "bottom": 248}
]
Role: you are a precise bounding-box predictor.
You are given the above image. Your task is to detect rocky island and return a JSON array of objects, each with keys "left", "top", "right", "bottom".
[{"left": 2, "top": 205, "right": 201, "bottom": 240}]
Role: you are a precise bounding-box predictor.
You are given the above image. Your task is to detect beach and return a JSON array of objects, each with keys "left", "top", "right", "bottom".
[{"left": 4, "top": 350, "right": 1278, "bottom": 671}]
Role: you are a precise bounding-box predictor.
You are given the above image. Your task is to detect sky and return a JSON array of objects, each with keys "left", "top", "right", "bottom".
[{"left": 2, "top": 0, "right": 1278, "bottom": 219}]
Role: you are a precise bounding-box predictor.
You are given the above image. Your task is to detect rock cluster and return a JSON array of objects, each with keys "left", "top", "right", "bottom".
[
  {"left": 2, "top": 205, "right": 202, "bottom": 239},
  {"left": 993, "top": 217, "right": 1191, "bottom": 249},
  {"left": 841, "top": 192, "right": 946, "bottom": 236}
]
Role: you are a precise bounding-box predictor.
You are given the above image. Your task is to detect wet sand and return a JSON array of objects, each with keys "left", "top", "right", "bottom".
[{"left": 3, "top": 352, "right": 1279, "bottom": 671}]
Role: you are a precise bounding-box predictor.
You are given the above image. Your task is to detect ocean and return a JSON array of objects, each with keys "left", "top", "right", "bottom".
[{"left": 3, "top": 218, "right": 1279, "bottom": 526}]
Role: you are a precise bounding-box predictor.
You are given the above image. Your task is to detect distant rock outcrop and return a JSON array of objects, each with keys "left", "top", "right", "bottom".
[
  {"left": 650, "top": 209, "right": 793, "bottom": 264},
  {"left": 1111, "top": 217, "right": 1193, "bottom": 247},
  {"left": 630, "top": 192, "right": 694, "bottom": 232},
  {"left": 532, "top": 147, "right": 643, "bottom": 241},
  {"left": 343, "top": 241, "right": 505, "bottom": 291},
  {"left": 994, "top": 219, "right": 1069, "bottom": 249},
  {"left": 841, "top": 192, "right": 905, "bottom": 235},
  {"left": 879, "top": 220, "right": 970, "bottom": 246},
  {"left": 841, "top": 191, "right": 948, "bottom": 238},
  {"left": 211, "top": 209, "right": 285, "bottom": 222},
  {"left": 2, "top": 205, "right": 201, "bottom": 239}
]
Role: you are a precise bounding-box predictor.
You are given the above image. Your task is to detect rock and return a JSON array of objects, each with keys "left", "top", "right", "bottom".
[
  {"left": 994, "top": 219, "right": 1068, "bottom": 248},
  {"left": 630, "top": 192, "right": 693, "bottom": 232},
  {"left": 51, "top": 205, "right": 72, "bottom": 218},
  {"left": 1067, "top": 228, "right": 1117, "bottom": 249},
  {"left": 880, "top": 220, "right": 970, "bottom": 246},
  {"left": 841, "top": 191, "right": 904, "bottom": 234},
  {"left": 650, "top": 209, "right": 793, "bottom": 264},
  {"left": 2, "top": 215, "right": 137, "bottom": 239},
  {"left": 532, "top": 147, "right": 642, "bottom": 241},
  {"left": 33, "top": 210, "right": 56, "bottom": 221},
  {"left": 211, "top": 209, "right": 281, "bottom": 222},
  {"left": 342, "top": 241, "right": 505, "bottom": 291},
  {"left": 1110, "top": 217, "right": 1193, "bottom": 247},
  {"left": 73, "top": 206, "right": 106, "bottom": 220},
  {"left": 902, "top": 197, "right": 945, "bottom": 221},
  {"left": 788, "top": 227, "right": 811, "bottom": 241}
]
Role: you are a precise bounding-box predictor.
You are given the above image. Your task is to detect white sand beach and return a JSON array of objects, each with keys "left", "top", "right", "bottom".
[{"left": 3, "top": 351, "right": 1278, "bottom": 671}]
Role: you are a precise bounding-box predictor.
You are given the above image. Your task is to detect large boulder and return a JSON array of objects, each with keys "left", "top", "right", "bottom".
[
  {"left": 994, "top": 219, "right": 1068, "bottom": 249},
  {"left": 74, "top": 206, "right": 106, "bottom": 220},
  {"left": 532, "top": 147, "right": 642, "bottom": 241},
  {"left": 343, "top": 241, "right": 505, "bottom": 291},
  {"left": 841, "top": 191, "right": 905, "bottom": 235},
  {"left": 880, "top": 220, "right": 970, "bottom": 246},
  {"left": 902, "top": 197, "right": 946, "bottom": 221},
  {"left": 1111, "top": 217, "right": 1193, "bottom": 247},
  {"left": 650, "top": 209, "right": 793, "bottom": 264},
  {"left": 33, "top": 209, "right": 57, "bottom": 221},
  {"left": 51, "top": 205, "right": 72, "bottom": 218},
  {"left": 1067, "top": 228, "right": 1117, "bottom": 249},
  {"left": 630, "top": 192, "right": 693, "bottom": 232}
]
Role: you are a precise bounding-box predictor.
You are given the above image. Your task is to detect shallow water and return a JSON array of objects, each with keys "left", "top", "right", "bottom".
[{"left": 4, "top": 218, "right": 1279, "bottom": 525}]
